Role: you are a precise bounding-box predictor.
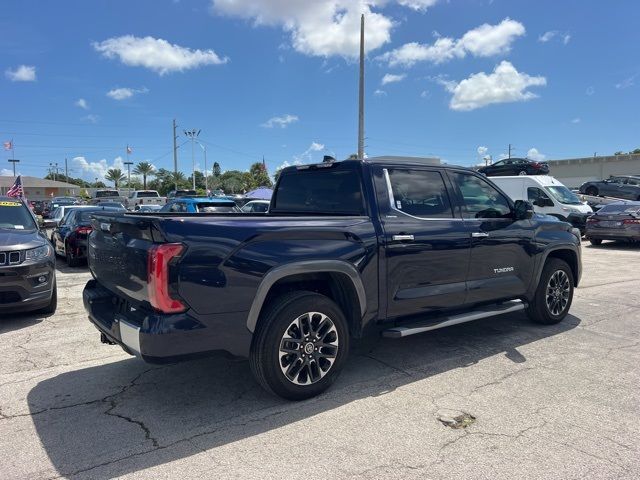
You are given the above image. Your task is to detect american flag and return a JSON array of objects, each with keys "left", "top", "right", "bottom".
[
  {"left": 3, "top": 140, "right": 12, "bottom": 151},
  {"left": 6, "top": 175, "right": 24, "bottom": 198}
]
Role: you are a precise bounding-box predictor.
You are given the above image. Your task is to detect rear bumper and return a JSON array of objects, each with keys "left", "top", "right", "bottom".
[
  {"left": 585, "top": 227, "right": 640, "bottom": 242},
  {"left": 83, "top": 280, "right": 253, "bottom": 361},
  {"left": 0, "top": 259, "right": 55, "bottom": 314}
]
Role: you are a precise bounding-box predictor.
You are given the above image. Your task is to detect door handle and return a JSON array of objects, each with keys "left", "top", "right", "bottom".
[
  {"left": 471, "top": 232, "right": 489, "bottom": 238},
  {"left": 392, "top": 234, "right": 414, "bottom": 242}
]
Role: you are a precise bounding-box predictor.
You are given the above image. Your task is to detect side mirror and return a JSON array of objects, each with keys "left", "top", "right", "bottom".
[{"left": 514, "top": 200, "right": 534, "bottom": 220}]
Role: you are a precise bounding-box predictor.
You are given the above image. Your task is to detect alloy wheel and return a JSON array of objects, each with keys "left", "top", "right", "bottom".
[
  {"left": 545, "top": 270, "right": 571, "bottom": 316},
  {"left": 278, "top": 311, "right": 339, "bottom": 386}
]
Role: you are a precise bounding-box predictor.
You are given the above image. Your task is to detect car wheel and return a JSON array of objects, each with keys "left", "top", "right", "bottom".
[
  {"left": 65, "top": 243, "right": 80, "bottom": 267},
  {"left": 250, "top": 291, "right": 349, "bottom": 400},
  {"left": 527, "top": 258, "right": 574, "bottom": 325},
  {"left": 585, "top": 186, "right": 598, "bottom": 196},
  {"left": 519, "top": 170, "right": 528, "bottom": 176},
  {"left": 589, "top": 239, "right": 603, "bottom": 246},
  {"left": 39, "top": 284, "right": 57, "bottom": 314}
]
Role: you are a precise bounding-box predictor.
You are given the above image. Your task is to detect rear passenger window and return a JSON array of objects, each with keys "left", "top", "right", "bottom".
[
  {"left": 451, "top": 173, "right": 512, "bottom": 219},
  {"left": 387, "top": 169, "right": 453, "bottom": 218}
]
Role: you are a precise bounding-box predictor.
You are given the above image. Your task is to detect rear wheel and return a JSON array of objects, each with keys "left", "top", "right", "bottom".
[
  {"left": 589, "top": 238, "right": 603, "bottom": 246},
  {"left": 65, "top": 242, "right": 80, "bottom": 267},
  {"left": 519, "top": 170, "right": 528, "bottom": 176},
  {"left": 250, "top": 291, "right": 349, "bottom": 400},
  {"left": 527, "top": 258, "right": 574, "bottom": 325},
  {"left": 585, "top": 186, "right": 598, "bottom": 196}
]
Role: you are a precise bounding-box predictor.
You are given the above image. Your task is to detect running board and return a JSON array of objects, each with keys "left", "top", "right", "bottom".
[{"left": 382, "top": 300, "right": 526, "bottom": 339}]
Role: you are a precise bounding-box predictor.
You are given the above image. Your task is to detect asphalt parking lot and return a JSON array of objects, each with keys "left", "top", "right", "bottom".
[{"left": 1, "top": 242, "right": 638, "bottom": 480}]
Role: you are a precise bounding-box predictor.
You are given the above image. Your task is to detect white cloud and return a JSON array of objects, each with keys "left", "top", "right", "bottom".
[
  {"left": 477, "top": 146, "right": 488, "bottom": 156},
  {"left": 82, "top": 114, "right": 100, "bottom": 124},
  {"left": 538, "top": 31, "right": 557, "bottom": 43},
  {"left": 586, "top": 86, "right": 595, "bottom": 96},
  {"left": 292, "top": 141, "right": 325, "bottom": 164},
  {"left": 379, "top": 18, "right": 525, "bottom": 67},
  {"left": 420, "top": 90, "right": 429, "bottom": 98},
  {"left": 261, "top": 114, "right": 299, "bottom": 128},
  {"left": 381, "top": 73, "right": 406, "bottom": 85},
  {"left": 526, "top": 148, "right": 546, "bottom": 162},
  {"left": 73, "top": 156, "right": 125, "bottom": 182},
  {"left": 106, "top": 87, "right": 149, "bottom": 100},
  {"left": 563, "top": 34, "right": 571, "bottom": 45},
  {"left": 397, "top": 0, "right": 439, "bottom": 12},
  {"left": 5, "top": 65, "right": 36, "bottom": 82},
  {"left": 211, "top": 0, "right": 394, "bottom": 58},
  {"left": 93, "top": 35, "right": 228, "bottom": 75},
  {"left": 374, "top": 89, "right": 387, "bottom": 96},
  {"left": 441, "top": 61, "right": 546, "bottom": 111},
  {"left": 571, "top": 117, "right": 581, "bottom": 124},
  {"left": 75, "top": 98, "right": 89, "bottom": 109},
  {"left": 615, "top": 75, "right": 636, "bottom": 89},
  {"left": 1, "top": 169, "right": 16, "bottom": 176}
]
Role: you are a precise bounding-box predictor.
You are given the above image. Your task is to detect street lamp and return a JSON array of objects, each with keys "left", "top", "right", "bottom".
[
  {"left": 195, "top": 141, "right": 208, "bottom": 193},
  {"left": 183, "top": 129, "right": 200, "bottom": 189}
]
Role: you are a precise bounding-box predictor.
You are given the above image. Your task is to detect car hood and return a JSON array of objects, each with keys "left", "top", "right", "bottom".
[{"left": 0, "top": 229, "right": 46, "bottom": 250}]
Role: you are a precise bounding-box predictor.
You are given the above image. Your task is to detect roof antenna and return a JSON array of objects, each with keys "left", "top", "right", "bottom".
[{"left": 357, "top": 14, "right": 365, "bottom": 160}]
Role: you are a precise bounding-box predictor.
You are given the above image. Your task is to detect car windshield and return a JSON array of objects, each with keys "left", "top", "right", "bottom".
[
  {"left": 196, "top": 203, "right": 239, "bottom": 213},
  {"left": 547, "top": 186, "right": 582, "bottom": 205},
  {"left": 0, "top": 200, "right": 37, "bottom": 230},
  {"left": 95, "top": 191, "right": 119, "bottom": 197}
]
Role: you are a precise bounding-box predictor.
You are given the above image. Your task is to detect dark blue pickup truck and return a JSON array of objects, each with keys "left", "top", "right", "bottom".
[{"left": 84, "top": 158, "right": 582, "bottom": 399}]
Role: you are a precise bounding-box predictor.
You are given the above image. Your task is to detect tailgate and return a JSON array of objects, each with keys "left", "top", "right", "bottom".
[{"left": 88, "top": 212, "right": 162, "bottom": 305}]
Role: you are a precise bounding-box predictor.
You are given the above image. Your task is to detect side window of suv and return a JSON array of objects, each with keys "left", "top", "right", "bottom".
[
  {"left": 387, "top": 169, "right": 453, "bottom": 218},
  {"left": 451, "top": 172, "right": 512, "bottom": 219}
]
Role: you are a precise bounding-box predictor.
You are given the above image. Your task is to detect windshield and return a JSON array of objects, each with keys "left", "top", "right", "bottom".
[
  {"left": 0, "top": 201, "right": 37, "bottom": 230},
  {"left": 197, "top": 203, "right": 239, "bottom": 213},
  {"left": 546, "top": 186, "right": 582, "bottom": 205},
  {"left": 95, "top": 191, "right": 119, "bottom": 198}
]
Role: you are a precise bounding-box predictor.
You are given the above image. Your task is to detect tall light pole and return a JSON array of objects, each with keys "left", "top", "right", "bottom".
[
  {"left": 357, "top": 14, "right": 365, "bottom": 160},
  {"left": 195, "top": 141, "right": 208, "bottom": 193},
  {"left": 184, "top": 129, "right": 200, "bottom": 189},
  {"left": 124, "top": 161, "right": 133, "bottom": 189},
  {"left": 8, "top": 159, "right": 19, "bottom": 177}
]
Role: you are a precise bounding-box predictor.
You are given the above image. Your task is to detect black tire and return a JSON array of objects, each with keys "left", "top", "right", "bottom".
[
  {"left": 589, "top": 239, "right": 603, "bottom": 246},
  {"left": 527, "top": 258, "right": 574, "bottom": 325},
  {"left": 39, "top": 285, "right": 57, "bottom": 314},
  {"left": 65, "top": 242, "right": 80, "bottom": 267},
  {"left": 250, "top": 291, "right": 350, "bottom": 401},
  {"left": 585, "top": 186, "right": 598, "bottom": 196},
  {"left": 519, "top": 170, "right": 528, "bottom": 176}
]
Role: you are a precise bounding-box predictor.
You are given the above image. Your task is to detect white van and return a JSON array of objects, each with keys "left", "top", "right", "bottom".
[{"left": 491, "top": 175, "right": 593, "bottom": 233}]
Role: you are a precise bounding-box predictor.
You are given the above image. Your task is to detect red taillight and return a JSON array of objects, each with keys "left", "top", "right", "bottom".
[
  {"left": 75, "top": 226, "right": 92, "bottom": 234},
  {"left": 586, "top": 217, "right": 599, "bottom": 223},
  {"left": 147, "top": 243, "right": 186, "bottom": 313},
  {"left": 622, "top": 219, "right": 640, "bottom": 224},
  {"left": 531, "top": 162, "right": 541, "bottom": 169}
]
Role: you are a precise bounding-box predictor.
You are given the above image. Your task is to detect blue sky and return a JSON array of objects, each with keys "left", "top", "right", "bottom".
[{"left": 1, "top": 0, "right": 638, "bottom": 182}]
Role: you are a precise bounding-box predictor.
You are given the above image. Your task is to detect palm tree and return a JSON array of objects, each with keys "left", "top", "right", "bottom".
[
  {"left": 133, "top": 162, "right": 155, "bottom": 189},
  {"left": 105, "top": 168, "right": 126, "bottom": 189}
]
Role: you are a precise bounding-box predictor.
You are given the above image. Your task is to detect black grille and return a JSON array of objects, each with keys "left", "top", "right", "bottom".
[
  {"left": 0, "top": 291, "right": 21, "bottom": 304},
  {"left": 0, "top": 251, "right": 22, "bottom": 266}
]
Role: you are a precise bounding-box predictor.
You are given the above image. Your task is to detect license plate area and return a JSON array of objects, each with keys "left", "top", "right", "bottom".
[{"left": 598, "top": 220, "right": 622, "bottom": 228}]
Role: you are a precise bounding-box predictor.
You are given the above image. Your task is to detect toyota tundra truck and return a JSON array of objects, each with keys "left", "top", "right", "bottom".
[{"left": 83, "top": 158, "right": 582, "bottom": 400}]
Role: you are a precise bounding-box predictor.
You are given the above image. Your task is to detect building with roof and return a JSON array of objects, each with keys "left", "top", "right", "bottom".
[
  {"left": 546, "top": 153, "right": 640, "bottom": 188},
  {"left": 0, "top": 176, "right": 82, "bottom": 200}
]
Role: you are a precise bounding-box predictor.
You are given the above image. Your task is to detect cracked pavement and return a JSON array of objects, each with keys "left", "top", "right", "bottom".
[{"left": 0, "top": 244, "right": 639, "bottom": 479}]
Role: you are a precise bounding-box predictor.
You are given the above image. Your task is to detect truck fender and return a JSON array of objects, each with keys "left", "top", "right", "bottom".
[
  {"left": 246, "top": 260, "right": 367, "bottom": 333},
  {"left": 530, "top": 244, "right": 581, "bottom": 293}
]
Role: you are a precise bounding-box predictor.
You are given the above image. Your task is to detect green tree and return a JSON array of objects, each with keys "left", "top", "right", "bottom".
[
  {"left": 247, "top": 162, "right": 273, "bottom": 189},
  {"left": 133, "top": 162, "right": 155, "bottom": 189},
  {"left": 219, "top": 170, "right": 244, "bottom": 193},
  {"left": 105, "top": 168, "right": 126, "bottom": 188},
  {"left": 631, "top": 148, "right": 640, "bottom": 154}
]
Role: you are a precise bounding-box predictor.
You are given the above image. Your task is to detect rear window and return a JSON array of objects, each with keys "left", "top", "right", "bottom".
[
  {"left": 95, "top": 191, "right": 119, "bottom": 198},
  {"left": 272, "top": 165, "right": 365, "bottom": 215},
  {"left": 135, "top": 191, "right": 159, "bottom": 198},
  {"left": 597, "top": 203, "right": 640, "bottom": 215},
  {"left": 197, "top": 205, "right": 238, "bottom": 213}
]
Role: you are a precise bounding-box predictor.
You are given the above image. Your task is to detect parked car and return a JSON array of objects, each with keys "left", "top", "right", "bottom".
[
  {"left": 124, "top": 190, "right": 166, "bottom": 210},
  {"left": 135, "top": 204, "right": 163, "bottom": 212},
  {"left": 241, "top": 200, "right": 270, "bottom": 213},
  {"left": 578, "top": 175, "right": 640, "bottom": 200},
  {"left": 52, "top": 206, "right": 124, "bottom": 267},
  {"left": 159, "top": 197, "right": 240, "bottom": 213},
  {"left": 95, "top": 201, "right": 126, "bottom": 210},
  {"left": 45, "top": 205, "right": 94, "bottom": 230},
  {"left": 167, "top": 189, "right": 197, "bottom": 199},
  {"left": 84, "top": 157, "right": 581, "bottom": 400},
  {"left": 478, "top": 158, "right": 550, "bottom": 177},
  {"left": 0, "top": 196, "right": 57, "bottom": 314},
  {"left": 88, "top": 190, "right": 127, "bottom": 205},
  {"left": 585, "top": 201, "right": 640, "bottom": 245},
  {"left": 491, "top": 176, "right": 593, "bottom": 233},
  {"left": 31, "top": 201, "right": 46, "bottom": 216}
]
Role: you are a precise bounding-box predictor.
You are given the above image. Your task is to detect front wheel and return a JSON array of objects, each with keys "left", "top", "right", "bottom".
[
  {"left": 250, "top": 291, "right": 349, "bottom": 400},
  {"left": 585, "top": 187, "right": 598, "bottom": 196},
  {"left": 519, "top": 170, "right": 528, "bottom": 176},
  {"left": 527, "top": 258, "right": 574, "bottom": 325},
  {"left": 589, "top": 239, "right": 603, "bottom": 246}
]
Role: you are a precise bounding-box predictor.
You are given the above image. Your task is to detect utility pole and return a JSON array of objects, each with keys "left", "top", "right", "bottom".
[
  {"left": 357, "top": 14, "right": 365, "bottom": 160},
  {"left": 508, "top": 144, "right": 513, "bottom": 159},
  {"left": 197, "top": 142, "right": 208, "bottom": 193},
  {"left": 124, "top": 161, "right": 133, "bottom": 188},
  {"left": 172, "top": 119, "right": 179, "bottom": 191},
  {"left": 65, "top": 157, "right": 68, "bottom": 180},
  {"left": 8, "top": 159, "right": 19, "bottom": 177},
  {"left": 184, "top": 129, "right": 200, "bottom": 190},
  {"left": 49, "top": 162, "right": 59, "bottom": 182}
]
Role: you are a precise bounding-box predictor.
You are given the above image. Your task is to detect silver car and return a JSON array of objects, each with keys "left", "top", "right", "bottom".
[{"left": 585, "top": 201, "right": 640, "bottom": 245}]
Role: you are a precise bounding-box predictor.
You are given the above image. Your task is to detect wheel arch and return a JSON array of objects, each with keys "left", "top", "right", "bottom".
[
  {"left": 537, "top": 247, "right": 580, "bottom": 288},
  {"left": 247, "top": 261, "right": 367, "bottom": 337}
]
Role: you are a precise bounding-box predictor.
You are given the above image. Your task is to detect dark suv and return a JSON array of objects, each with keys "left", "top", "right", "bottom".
[
  {"left": 0, "top": 197, "right": 57, "bottom": 314},
  {"left": 478, "top": 158, "right": 550, "bottom": 177}
]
